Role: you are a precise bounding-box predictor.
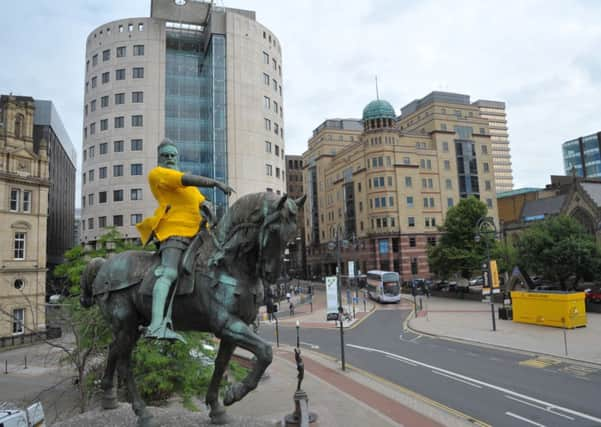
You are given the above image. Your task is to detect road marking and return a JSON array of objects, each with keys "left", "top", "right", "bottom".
[
  {"left": 431, "top": 370, "right": 482, "bottom": 388},
  {"left": 505, "top": 411, "right": 546, "bottom": 426},
  {"left": 519, "top": 357, "right": 561, "bottom": 369},
  {"left": 300, "top": 341, "right": 319, "bottom": 350},
  {"left": 346, "top": 343, "right": 601, "bottom": 424},
  {"left": 466, "top": 352, "right": 479, "bottom": 357},
  {"left": 385, "top": 354, "right": 417, "bottom": 367},
  {"left": 447, "top": 347, "right": 457, "bottom": 352},
  {"left": 505, "top": 395, "right": 575, "bottom": 421}
]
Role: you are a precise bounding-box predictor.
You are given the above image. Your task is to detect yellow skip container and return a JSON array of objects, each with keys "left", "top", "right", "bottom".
[{"left": 510, "top": 291, "right": 587, "bottom": 329}]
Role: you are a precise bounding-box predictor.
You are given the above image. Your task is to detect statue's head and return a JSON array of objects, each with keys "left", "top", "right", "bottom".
[{"left": 157, "top": 138, "right": 179, "bottom": 170}]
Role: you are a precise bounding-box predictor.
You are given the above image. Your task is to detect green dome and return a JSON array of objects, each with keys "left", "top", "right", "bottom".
[{"left": 362, "top": 99, "right": 396, "bottom": 121}]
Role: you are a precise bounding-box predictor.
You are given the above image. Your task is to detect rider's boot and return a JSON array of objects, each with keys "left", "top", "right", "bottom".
[{"left": 145, "top": 277, "right": 185, "bottom": 342}]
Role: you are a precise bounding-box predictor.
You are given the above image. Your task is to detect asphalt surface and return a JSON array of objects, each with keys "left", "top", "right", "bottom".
[{"left": 259, "top": 308, "right": 601, "bottom": 427}]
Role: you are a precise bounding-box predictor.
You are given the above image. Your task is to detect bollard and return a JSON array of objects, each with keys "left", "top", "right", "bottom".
[
  {"left": 363, "top": 299, "right": 366, "bottom": 312},
  {"left": 24, "top": 355, "right": 27, "bottom": 369},
  {"left": 419, "top": 298, "right": 423, "bottom": 311},
  {"left": 274, "top": 313, "right": 280, "bottom": 348},
  {"left": 4, "top": 360, "right": 7, "bottom": 374}
]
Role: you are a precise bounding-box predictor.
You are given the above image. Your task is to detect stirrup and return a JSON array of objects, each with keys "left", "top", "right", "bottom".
[{"left": 144, "top": 321, "right": 186, "bottom": 343}]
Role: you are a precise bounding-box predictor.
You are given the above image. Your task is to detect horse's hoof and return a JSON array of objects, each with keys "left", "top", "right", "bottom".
[
  {"left": 137, "top": 414, "right": 160, "bottom": 427},
  {"left": 210, "top": 406, "right": 232, "bottom": 425},
  {"left": 223, "top": 383, "right": 245, "bottom": 406},
  {"left": 102, "top": 396, "right": 119, "bottom": 410}
]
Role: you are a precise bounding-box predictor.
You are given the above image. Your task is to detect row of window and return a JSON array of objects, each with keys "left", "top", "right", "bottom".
[
  {"left": 9, "top": 189, "right": 32, "bottom": 213},
  {"left": 265, "top": 164, "right": 286, "bottom": 180},
  {"left": 91, "top": 22, "right": 144, "bottom": 41},
  {"left": 262, "top": 31, "right": 280, "bottom": 51},
  {"left": 263, "top": 95, "right": 283, "bottom": 118},
  {"left": 83, "top": 164, "right": 144, "bottom": 184},
  {"left": 85, "top": 91, "right": 144, "bottom": 115},
  {"left": 262, "top": 73, "right": 283, "bottom": 98},
  {"left": 84, "top": 139, "right": 143, "bottom": 161},
  {"left": 262, "top": 50, "right": 282, "bottom": 76},
  {"left": 84, "top": 115, "right": 143, "bottom": 138},
  {"left": 264, "top": 118, "right": 284, "bottom": 139},
  {"left": 88, "top": 44, "right": 145, "bottom": 70},
  {"left": 265, "top": 141, "right": 285, "bottom": 158},
  {"left": 82, "top": 188, "right": 143, "bottom": 208},
  {"left": 83, "top": 213, "right": 142, "bottom": 230},
  {"left": 85, "top": 67, "right": 144, "bottom": 92}
]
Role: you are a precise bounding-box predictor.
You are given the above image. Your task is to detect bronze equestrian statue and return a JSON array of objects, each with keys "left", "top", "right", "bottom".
[{"left": 80, "top": 191, "right": 305, "bottom": 426}]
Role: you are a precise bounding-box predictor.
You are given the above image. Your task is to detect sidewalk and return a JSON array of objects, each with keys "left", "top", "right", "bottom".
[{"left": 407, "top": 295, "right": 601, "bottom": 365}]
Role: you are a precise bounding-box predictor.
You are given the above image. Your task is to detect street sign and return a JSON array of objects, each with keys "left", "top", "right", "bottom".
[
  {"left": 490, "top": 260, "right": 500, "bottom": 289},
  {"left": 327, "top": 241, "right": 336, "bottom": 251},
  {"left": 325, "top": 276, "right": 339, "bottom": 321},
  {"left": 348, "top": 260, "right": 355, "bottom": 277}
]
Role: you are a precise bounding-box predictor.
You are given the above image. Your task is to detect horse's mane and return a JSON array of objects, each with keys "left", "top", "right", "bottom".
[{"left": 208, "top": 192, "right": 281, "bottom": 266}]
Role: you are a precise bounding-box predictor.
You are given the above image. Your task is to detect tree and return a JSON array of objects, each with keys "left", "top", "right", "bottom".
[
  {"left": 515, "top": 215, "right": 600, "bottom": 290},
  {"left": 428, "top": 196, "right": 489, "bottom": 278}
]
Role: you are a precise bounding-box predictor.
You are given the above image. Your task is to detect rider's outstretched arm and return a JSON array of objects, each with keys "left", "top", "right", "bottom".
[{"left": 182, "top": 174, "right": 234, "bottom": 195}]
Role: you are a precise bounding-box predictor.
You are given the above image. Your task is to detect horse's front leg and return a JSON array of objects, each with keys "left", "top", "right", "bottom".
[
  {"left": 221, "top": 318, "right": 273, "bottom": 406},
  {"left": 206, "top": 339, "right": 235, "bottom": 425}
]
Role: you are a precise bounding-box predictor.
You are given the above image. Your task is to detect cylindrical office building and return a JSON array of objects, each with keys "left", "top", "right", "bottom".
[{"left": 81, "top": 0, "right": 286, "bottom": 245}]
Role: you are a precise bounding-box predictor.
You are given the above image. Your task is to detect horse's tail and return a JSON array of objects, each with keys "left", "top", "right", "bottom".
[{"left": 80, "top": 257, "right": 105, "bottom": 308}]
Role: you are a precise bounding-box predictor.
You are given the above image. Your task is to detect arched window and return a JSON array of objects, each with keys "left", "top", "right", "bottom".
[
  {"left": 14, "top": 279, "right": 24, "bottom": 290},
  {"left": 14, "top": 113, "right": 24, "bottom": 139}
]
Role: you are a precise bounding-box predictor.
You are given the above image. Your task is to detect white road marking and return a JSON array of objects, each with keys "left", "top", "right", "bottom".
[
  {"left": 385, "top": 354, "right": 417, "bottom": 367},
  {"left": 431, "top": 370, "right": 482, "bottom": 388},
  {"left": 505, "top": 411, "right": 546, "bottom": 426},
  {"left": 300, "top": 342, "right": 319, "bottom": 350},
  {"left": 505, "top": 395, "right": 575, "bottom": 421},
  {"left": 346, "top": 343, "right": 601, "bottom": 424},
  {"left": 447, "top": 348, "right": 457, "bottom": 352}
]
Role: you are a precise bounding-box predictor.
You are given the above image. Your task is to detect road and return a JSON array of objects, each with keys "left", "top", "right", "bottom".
[{"left": 259, "top": 307, "right": 601, "bottom": 427}]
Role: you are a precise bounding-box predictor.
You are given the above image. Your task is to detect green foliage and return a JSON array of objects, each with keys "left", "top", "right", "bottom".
[
  {"left": 515, "top": 215, "right": 600, "bottom": 289},
  {"left": 132, "top": 332, "right": 216, "bottom": 405},
  {"left": 491, "top": 240, "right": 519, "bottom": 274},
  {"left": 428, "top": 197, "right": 489, "bottom": 278}
]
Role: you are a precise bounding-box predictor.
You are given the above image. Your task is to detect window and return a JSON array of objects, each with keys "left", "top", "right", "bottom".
[
  {"left": 99, "top": 216, "right": 107, "bottom": 227},
  {"left": 89, "top": 146, "right": 95, "bottom": 158},
  {"left": 100, "top": 119, "right": 108, "bottom": 131},
  {"left": 483, "top": 162, "right": 490, "bottom": 173},
  {"left": 113, "top": 164, "right": 123, "bottom": 177},
  {"left": 22, "top": 191, "right": 31, "bottom": 212},
  {"left": 405, "top": 196, "right": 413, "bottom": 208},
  {"left": 88, "top": 170, "right": 95, "bottom": 182},
  {"left": 274, "top": 123, "right": 279, "bottom": 135},
  {"left": 99, "top": 191, "right": 107, "bottom": 203},
  {"left": 99, "top": 142, "right": 108, "bottom": 154},
  {"left": 447, "top": 197, "right": 454, "bottom": 207},
  {"left": 444, "top": 160, "right": 450, "bottom": 170},
  {"left": 89, "top": 122, "right": 96, "bottom": 135},
  {"left": 114, "top": 116, "right": 124, "bottom": 128},
  {"left": 275, "top": 167, "right": 280, "bottom": 178},
  {"left": 113, "top": 215, "right": 123, "bottom": 226},
  {"left": 102, "top": 71, "right": 110, "bottom": 84},
  {"left": 131, "top": 214, "right": 143, "bottom": 225},
  {"left": 119, "top": 25, "right": 124, "bottom": 32},
  {"left": 132, "top": 91, "right": 143, "bottom": 103},
  {"left": 131, "top": 163, "right": 143, "bottom": 175},
  {"left": 128, "top": 23, "right": 133, "bottom": 32},
  {"left": 133, "top": 44, "right": 144, "bottom": 56},
  {"left": 132, "top": 67, "right": 144, "bottom": 78},
  {"left": 88, "top": 193, "right": 94, "bottom": 206},
  {"left": 102, "top": 49, "right": 110, "bottom": 61},
  {"left": 265, "top": 141, "right": 272, "bottom": 153},
  {"left": 92, "top": 54, "right": 98, "bottom": 66},
  {"left": 263, "top": 73, "right": 270, "bottom": 86},
  {"left": 14, "top": 279, "right": 24, "bottom": 290},
  {"left": 113, "top": 189, "right": 124, "bottom": 201},
  {"left": 115, "top": 69, "right": 125, "bottom": 80},
  {"left": 131, "top": 115, "right": 143, "bottom": 127},
  {"left": 10, "top": 189, "right": 20, "bottom": 211},
  {"left": 441, "top": 123, "right": 447, "bottom": 130},
  {"left": 446, "top": 179, "right": 452, "bottom": 189},
  {"left": 264, "top": 118, "right": 271, "bottom": 131},
  {"left": 263, "top": 51, "right": 269, "bottom": 64},
  {"left": 91, "top": 76, "right": 97, "bottom": 88},
  {"left": 114, "top": 140, "right": 124, "bottom": 152},
  {"left": 12, "top": 308, "right": 24, "bottom": 334},
  {"left": 273, "top": 101, "right": 279, "bottom": 113},
  {"left": 115, "top": 93, "right": 125, "bottom": 104},
  {"left": 266, "top": 164, "right": 273, "bottom": 176},
  {"left": 409, "top": 237, "right": 416, "bottom": 247},
  {"left": 101, "top": 95, "right": 109, "bottom": 108},
  {"left": 14, "top": 232, "right": 26, "bottom": 259},
  {"left": 131, "top": 139, "right": 143, "bottom": 151},
  {"left": 408, "top": 217, "right": 415, "bottom": 227},
  {"left": 138, "top": 23, "right": 144, "bottom": 31},
  {"left": 90, "top": 99, "right": 97, "bottom": 112},
  {"left": 275, "top": 145, "right": 280, "bottom": 156},
  {"left": 264, "top": 96, "right": 270, "bottom": 109},
  {"left": 485, "top": 180, "right": 492, "bottom": 191},
  {"left": 487, "top": 198, "right": 493, "bottom": 208},
  {"left": 116, "top": 46, "right": 126, "bottom": 57},
  {"left": 481, "top": 144, "right": 488, "bottom": 154},
  {"left": 273, "top": 78, "right": 278, "bottom": 91},
  {"left": 131, "top": 188, "right": 143, "bottom": 200},
  {"left": 405, "top": 177, "right": 412, "bottom": 187},
  {"left": 443, "top": 141, "right": 449, "bottom": 152}
]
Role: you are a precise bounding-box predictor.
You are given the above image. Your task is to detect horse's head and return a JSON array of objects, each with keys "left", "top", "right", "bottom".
[{"left": 257, "top": 194, "right": 306, "bottom": 284}]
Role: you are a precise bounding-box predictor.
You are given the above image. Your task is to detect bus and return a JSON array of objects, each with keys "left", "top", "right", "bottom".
[{"left": 366, "top": 270, "right": 401, "bottom": 303}]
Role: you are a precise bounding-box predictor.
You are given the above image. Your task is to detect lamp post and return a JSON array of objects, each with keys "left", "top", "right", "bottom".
[
  {"left": 475, "top": 216, "right": 497, "bottom": 332},
  {"left": 327, "top": 226, "right": 349, "bottom": 371}
]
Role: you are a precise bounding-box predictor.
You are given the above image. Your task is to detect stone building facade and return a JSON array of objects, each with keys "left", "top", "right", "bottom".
[{"left": 0, "top": 95, "right": 49, "bottom": 338}]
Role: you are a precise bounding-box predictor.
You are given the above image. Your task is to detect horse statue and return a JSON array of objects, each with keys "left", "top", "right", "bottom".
[{"left": 80, "top": 192, "right": 305, "bottom": 426}]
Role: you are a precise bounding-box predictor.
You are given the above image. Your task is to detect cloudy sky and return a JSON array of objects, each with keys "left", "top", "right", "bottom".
[{"left": 3, "top": 0, "right": 601, "bottom": 192}]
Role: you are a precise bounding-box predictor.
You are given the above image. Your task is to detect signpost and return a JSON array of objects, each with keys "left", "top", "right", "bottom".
[{"left": 325, "top": 276, "right": 339, "bottom": 321}]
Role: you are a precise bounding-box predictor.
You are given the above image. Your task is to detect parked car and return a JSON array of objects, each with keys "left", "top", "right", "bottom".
[
  {"left": 469, "top": 276, "right": 484, "bottom": 286},
  {"left": 585, "top": 288, "right": 601, "bottom": 303},
  {"left": 0, "top": 402, "right": 45, "bottom": 427}
]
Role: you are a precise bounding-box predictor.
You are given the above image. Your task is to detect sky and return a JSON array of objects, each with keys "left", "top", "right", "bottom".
[{"left": 3, "top": 0, "right": 601, "bottom": 192}]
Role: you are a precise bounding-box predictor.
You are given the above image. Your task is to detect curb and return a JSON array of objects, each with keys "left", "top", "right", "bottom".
[{"left": 406, "top": 318, "right": 601, "bottom": 368}]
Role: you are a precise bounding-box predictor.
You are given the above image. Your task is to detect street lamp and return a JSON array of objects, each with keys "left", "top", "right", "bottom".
[{"left": 475, "top": 216, "right": 498, "bottom": 332}]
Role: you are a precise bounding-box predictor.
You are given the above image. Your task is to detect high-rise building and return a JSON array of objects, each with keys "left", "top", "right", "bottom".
[
  {"left": 562, "top": 132, "right": 601, "bottom": 178},
  {"left": 303, "top": 92, "right": 499, "bottom": 279},
  {"left": 33, "top": 100, "right": 76, "bottom": 270},
  {"left": 0, "top": 95, "right": 50, "bottom": 338},
  {"left": 285, "top": 154, "right": 305, "bottom": 277},
  {"left": 81, "top": 0, "right": 286, "bottom": 245},
  {"left": 473, "top": 100, "right": 513, "bottom": 193}
]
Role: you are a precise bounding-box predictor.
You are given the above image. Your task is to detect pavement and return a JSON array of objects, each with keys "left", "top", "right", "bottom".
[{"left": 406, "top": 293, "right": 601, "bottom": 365}]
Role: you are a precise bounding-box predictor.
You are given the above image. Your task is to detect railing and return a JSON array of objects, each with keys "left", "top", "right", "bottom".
[{"left": 0, "top": 327, "right": 61, "bottom": 350}]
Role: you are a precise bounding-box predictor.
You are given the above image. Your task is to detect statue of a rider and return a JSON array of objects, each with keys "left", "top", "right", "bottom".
[{"left": 136, "top": 138, "right": 234, "bottom": 341}]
